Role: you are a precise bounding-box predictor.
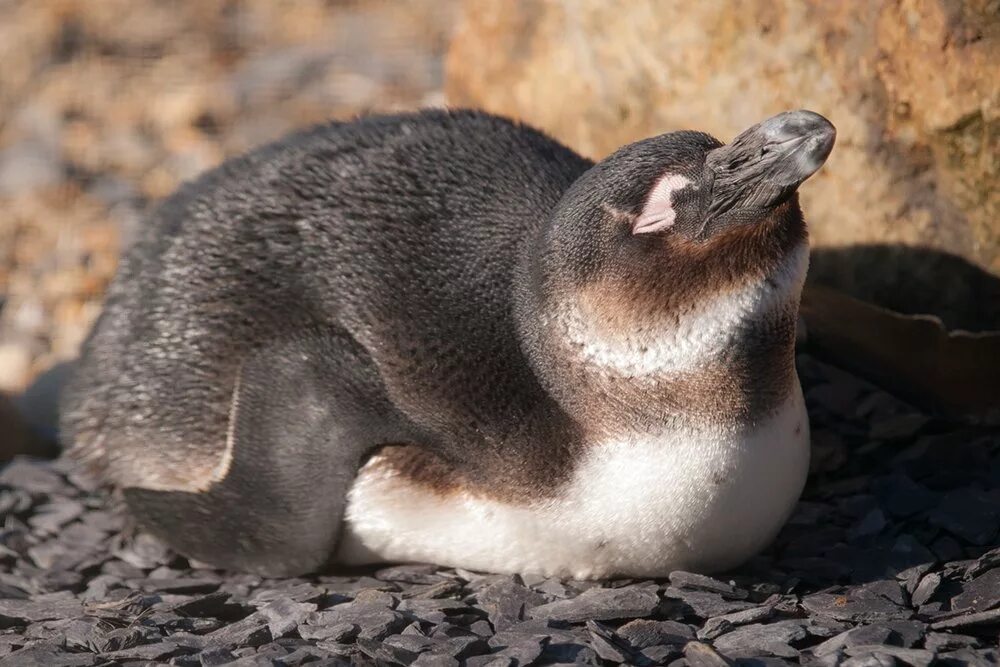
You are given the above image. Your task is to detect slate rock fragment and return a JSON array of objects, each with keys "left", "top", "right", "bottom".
[
  {"left": 809, "top": 621, "right": 925, "bottom": 658},
  {"left": 140, "top": 576, "right": 221, "bottom": 595},
  {"left": 684, "top": 641, "right": 731, "bottom": 667},
  {"left": 469, "top": 619, "right": 494, "bottom": 637},
  {"left": 304, "top": 602, "right": 408, "bottom": 642},
  {"left": 869, "top": 413, "right": 929, "bottom": 441},
  {"left": 492, "top": 634, "right": 546, "bottom": 665},
  {"left": 847, "top": 508, "right": 887, "bottom": 540},
  {"left": 356, "top": 636, "right": 423, "bottom": 664},
  {"left": 417, "top": 635, "right": 491, "bottom": 662},
  {"left": 843, "top": 645, "right": 936, "bottom": 667},
  {"left": 910, "top": 572, "right": 942, "bottom": 607},
  {"left": 258, "top": 598, "right": 317, "bottom": 637},
  {"left": 26, "top": 498, "right": 84, "bottom": 534},
  {"left": 663, "top": 587, "right": 756, "bottom": 618},
  {"left": 529, "top": 585, "right": 659, "bottom": 622},
  {"left": 711, "top": 620, "right": 807, "bottom": 659},
  {"left": 199, "top": 646, "right": 238, "bottom": 666},
  {"left": 204, "top": 612, "right": 272, "bottom": 649},
  {"left": 532, "top": 578, "right": 570, "bottom": 599},
  {"left": 0, "top": 460, "right": 68, "bottom": 495},
  {"left": 641, "top": 643, "right": 684, "bottom": 664},
  {"left": 873, "top": 474, "right": 938, "bottom": 518},
  {"left": 882, "top": 620, "right": 927, "bottom": 648},
  {"left": 382, "top": 633, "right": 436, "bottom": 654},
  {"left": 780, "top": 556, "right": 851, "bottom": 584},
  {"left": 930, "top": 607, "right": 1000, "bottom": 630},
  {"left": 937, "top": 648, "right": 1000, "bottom": 666},
  {"left": 375, "top": 564, "right": 446, "bottom": 585},
  {"left": 801, "top": 590, "right": 911, "bottom": 623},
  {"left": 927, "top": 488, "right": 1000, "bottom": 545},
  {"left": 952, "top": 568, "right": 1000, "bottom": 613},
  {"left": 406, "top": 580, "right": 465, "bottom": 600},
  {"left": 250, "top": 581, "right": 331, "bottom": 605},
  {"left": 966, "top": 546, "right": 1000, "bottom": 578},
  {"left": 0, "top": 643, "right": 97, "bottom": 667},
  {"left": 162, "top": 591, "right": 232, "bottom": 617},
  {"left": 840, "top": 653, "right": 896, "bottom": 667},
  {"left": 698, "top": 603, "right": 776, "bottom": 640},
  {"left": 585, "top": 620, "right": 639, "bottom": 664},
  {"left": 93, "top": 623, "right": 163, "bottom": 652},
  {"left": 617, "top": 618, "right": 693, "bottom": 649},
  {"left": 0, "top": 596, "right": 83, "bottom": 625},
  {"left": 99, "top": 639, "right": 185, "bottom": 661},
  {"left": 669, "top": 572, "right": 748, "bottom": 599},
  {"left": 897, "top": 562, "right": 935, "bottom": 596},
  {"left": 35, "top": 618, "right": 96, "bottom": 650},
  {"left": 413, "top": 654, "right": 462, "bottom": 667},
  {"left": 298, "top": 622, "right": 360, "bottom": 643},
  {"left": 924, "top": 631, "right": 980, "bottom": 652},
  {"left": 476, "top": 576, "right": 546, "bottom": 631}
]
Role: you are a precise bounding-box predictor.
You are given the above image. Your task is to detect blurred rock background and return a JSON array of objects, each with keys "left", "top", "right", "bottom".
[
  {"left": 0, "top": 0, "right": 997, "bottom": 443},
  {"left": 0, "top": 0, "right": 455, "bottom": 400}
]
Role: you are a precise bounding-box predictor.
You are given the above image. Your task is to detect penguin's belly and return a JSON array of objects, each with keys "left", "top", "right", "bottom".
[{"left": 336, "top": 388, "right": 809, "bottom": 579}]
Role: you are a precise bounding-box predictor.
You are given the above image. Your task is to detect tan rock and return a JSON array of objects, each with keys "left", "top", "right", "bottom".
[
  {"left": 446, "top": 0, "right": 999, "bottom": 326},
  {"left": 0, "top": 0, "right": 457, "bottom": 391}
]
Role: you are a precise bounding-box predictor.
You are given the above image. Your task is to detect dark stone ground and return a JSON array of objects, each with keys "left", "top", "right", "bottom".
[{"left": 1, "top": 353, "right": 999, "bottom": 666}]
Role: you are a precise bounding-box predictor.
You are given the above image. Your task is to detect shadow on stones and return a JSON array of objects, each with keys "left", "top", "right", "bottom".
[{"left": 809, "top": 243, "right": 1000, "bottom": 332}]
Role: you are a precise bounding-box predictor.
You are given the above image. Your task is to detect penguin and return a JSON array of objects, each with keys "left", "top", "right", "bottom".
[{"left": 61, "top": 108, "right": 835, "bottom": 579}]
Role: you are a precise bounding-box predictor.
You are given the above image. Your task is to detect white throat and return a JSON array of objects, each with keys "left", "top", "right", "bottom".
[{"left": 551, "top": 242, "right": 809, "bottom": 378}]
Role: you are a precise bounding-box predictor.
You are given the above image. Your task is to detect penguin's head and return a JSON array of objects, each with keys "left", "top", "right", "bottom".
[
  {"left": 528, "top": 111, "right": 835, "bottom": 417},
  {"left": 541, "top": 110, "right": 835, "bottom": 297}
]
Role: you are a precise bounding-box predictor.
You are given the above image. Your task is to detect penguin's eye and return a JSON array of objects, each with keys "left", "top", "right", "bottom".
[
  {"left": 664, "top": 186, "right": 707, "bottom": 236},
  {"left": 670, "top": 185, "right": 699, "bottom": 208}
]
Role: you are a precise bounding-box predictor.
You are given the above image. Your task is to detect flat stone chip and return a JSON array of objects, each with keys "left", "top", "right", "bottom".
[
  {"left": 476, "top": 576, "right": 546, "bottom": 631},
  {"left": 684, "top": 641, "right": 731, "bottom": 667},
  {"left": 528, "top": 585, "right": 659, "bottom": 622},
  {"left": 413, "top": 654, "right": 462, "bottom": 667},
  {"left": 698, "top": 603, "right": 777, "bottom": 640},
  {"left": 663, "top": 586, "right": 757, "bottom": 618},
  {"left": 801, "top": 592, "right": 911, "bottom": 624},
  {"left": 305, "top": 606, "right": 407, "bottom": 642},
  {"left": 668, "top": 571, "right": 749, "bottom": 599},
  {"left": 258, "top": 598, "right": 318, "bottom": 637},
  {"left": 930, "top": 607, "right": 1000, "bottom": 630},
  {"left": 0, "top": 460, "right": 69, "bottom": 494},
  {"left": 952, "top": 568, "right": 1000, "bottom": 612},
  {"left": 712, "top": 620, "right": 808, "bottom": 658},
  {"left": 843, "top": 644, "right": 936, "bottom": 667},
  {"left": 0, "top": 597, "right": 84, "bottom": 625},
  {"left": 617, "top": 618, "right": 694, "bottom": 648},
  {"left": 928, "top": 488, "right": 1000, "bottom": 545}
]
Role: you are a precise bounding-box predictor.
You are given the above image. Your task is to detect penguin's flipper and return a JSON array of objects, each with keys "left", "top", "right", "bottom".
[{"left": 122, "top": 333, "right": 383, "bottom": 577}]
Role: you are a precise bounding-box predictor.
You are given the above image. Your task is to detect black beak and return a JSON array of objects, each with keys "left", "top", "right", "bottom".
[{"left": 705, "top": 110, "right": 836, "bottom": 215}]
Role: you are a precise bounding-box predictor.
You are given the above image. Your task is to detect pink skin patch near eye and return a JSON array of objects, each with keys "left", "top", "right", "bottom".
[{"left": 632, "top": 173, "right": 692, "bottom": 234}]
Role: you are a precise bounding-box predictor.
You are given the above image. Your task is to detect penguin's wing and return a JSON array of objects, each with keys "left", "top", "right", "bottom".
[{"left": 123, "top": 331, "right": 391, "bottom": 576}]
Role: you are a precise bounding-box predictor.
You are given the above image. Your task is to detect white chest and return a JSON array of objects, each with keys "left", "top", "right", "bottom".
[{"left": 336, "top": 387, "right": 809, "bottom": 578}]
